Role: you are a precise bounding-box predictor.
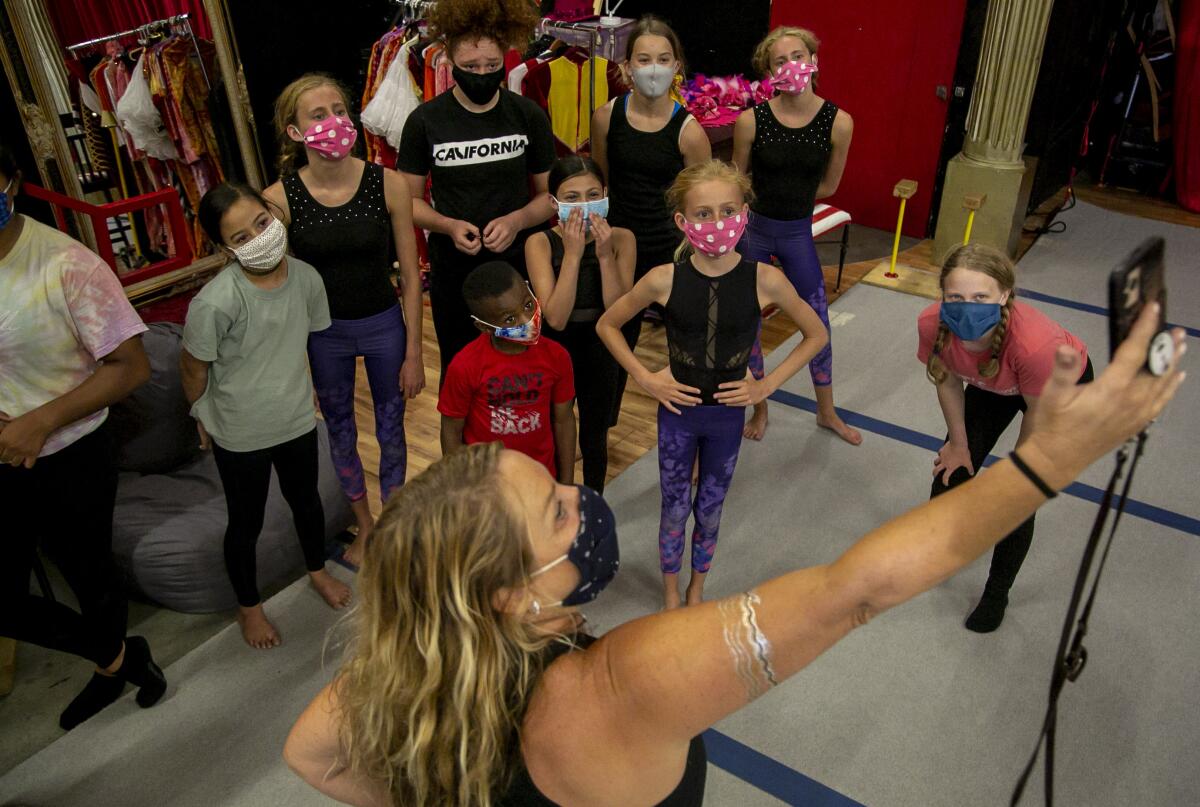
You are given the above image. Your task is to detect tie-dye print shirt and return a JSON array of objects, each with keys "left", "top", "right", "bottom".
[{"left": 0, "top": 216, "right": 147, "bottom": 457}]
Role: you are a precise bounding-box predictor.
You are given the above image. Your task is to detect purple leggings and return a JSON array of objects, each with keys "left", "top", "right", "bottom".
[
  {"left": 657, "top": 405, "right": 745, "bottom": 574},
  {"left": 307, "top": 305, "right": 407, "bottom": 503},
  {"left": 742, "top": 211, "right": 833, "bottom": 386}
]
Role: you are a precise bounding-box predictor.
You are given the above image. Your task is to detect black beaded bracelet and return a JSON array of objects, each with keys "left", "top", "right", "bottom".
[{"left": 1010, "top": 451, "right": 1057, "bottom": 499}]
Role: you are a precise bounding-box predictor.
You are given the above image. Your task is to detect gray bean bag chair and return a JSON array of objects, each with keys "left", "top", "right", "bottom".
[{"left": 109, "top": 323, "right": 353, "bottom": 613}]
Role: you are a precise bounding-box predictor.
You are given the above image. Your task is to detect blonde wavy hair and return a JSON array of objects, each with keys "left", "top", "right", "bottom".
[
  {"left": 753, "top": 25, "right": 821, "bottom": 79},
  {"left": 337, "top": 442, "right": 563, "bottom": 806},
  {"left": 926, "top": 244, "right": 1017, "bottom": 385},
  {"left": 666, "top": 159, "right": 755, "bottom": 262},
  {"left": 272, "top": 73, "right": 354, "bottom": 177}
]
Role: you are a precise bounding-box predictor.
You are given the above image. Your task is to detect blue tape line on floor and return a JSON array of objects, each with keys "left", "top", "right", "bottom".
[
  {"left": 1019, "top": 288, "right": 1200, "bottom": 339},
  {"left": 769, "top": 389, "right": 1200, "bottom": 537},
  {"left": 704, "top": 730, "right": 865, "bottom": 806}
]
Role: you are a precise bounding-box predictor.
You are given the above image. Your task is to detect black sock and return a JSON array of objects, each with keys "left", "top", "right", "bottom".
[
  {"left": 59, "top": 672, "right": 126, "bottom": 730},
  {"left": 965, "top": 589, "right": 1009, "bottom": 633},
  {"left": 119, "top": 636, "right": 167, "bottom": 708}
]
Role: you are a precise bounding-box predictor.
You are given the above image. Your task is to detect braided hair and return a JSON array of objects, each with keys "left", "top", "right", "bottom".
[{"left": 926, "top": 243, "right": 1017, "bottom": 385}]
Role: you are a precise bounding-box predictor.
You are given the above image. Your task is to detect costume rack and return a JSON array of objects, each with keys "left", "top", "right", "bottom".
[
  {"left": 389, "top": 0, "right": 436, "bottom": 28},
  {"left": 65, "top": 13, "right": 209, "bottom": 90},
  {"left": 537, "top": 17, "right": 635, "bottom": 115}
]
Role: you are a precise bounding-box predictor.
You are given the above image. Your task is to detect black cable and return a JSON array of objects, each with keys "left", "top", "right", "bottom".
[{"left": 1010, "top": 432, "right": 1148, "bottom": 806}]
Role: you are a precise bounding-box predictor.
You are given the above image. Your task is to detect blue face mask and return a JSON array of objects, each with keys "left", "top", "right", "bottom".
[
  {"left": 530, "top": 485, "right": 620, "bottom": 609},
  {"left": 0, "top": 179, "right": 14, "bottom": 230},
  {"left": 554, "top": 197, "right": 609, "bottom": 231},
  {"left": 940, "top": 301, "right": 1002, "bottom": 342}
]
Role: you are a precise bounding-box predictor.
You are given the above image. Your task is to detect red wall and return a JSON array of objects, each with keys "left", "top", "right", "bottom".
[{"left": 769, "top": 1, "right": 967, "bottom": 236}]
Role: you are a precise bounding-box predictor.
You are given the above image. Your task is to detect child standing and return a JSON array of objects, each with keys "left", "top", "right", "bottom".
[
  {"left": 181, "top": 183, "right": 352, "bottom": 650},
  {"left": 438, "top": 262, "right": 577, "bottom": 484},
  {"left": 598, "top": 160, "right": 829, "bottom": 609},
  {"left": 733, "top": 26, "right": 860, "bottom": 445},
  {"left": 526, "top": 156, "right": 635, "bottom": 491},
  {"left": 265, "top": 73, "right": 426, "bottom": 567}
]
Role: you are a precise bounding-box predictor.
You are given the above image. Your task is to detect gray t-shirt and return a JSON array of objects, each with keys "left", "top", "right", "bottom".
[{"left": 182, "top": 257, "right": 331, "bottom": 452}]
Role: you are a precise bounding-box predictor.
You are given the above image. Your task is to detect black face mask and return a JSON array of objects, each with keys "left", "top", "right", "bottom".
[
  {"left": 453, "top": 65, "right": 505, "bottom": 105},
  {"left": 529, "top": 486, "right": 619, "bottom": 609}
]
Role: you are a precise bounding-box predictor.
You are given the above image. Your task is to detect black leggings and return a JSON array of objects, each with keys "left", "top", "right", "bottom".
[
  {"left": 212, "top": 429, "right": 326, "bottom": 608},
  {"left": 930, "top": 358, "right": 1094, "bottom": 595},
  {"left": 548, "top": 320, "right": 622, "bottom": 492},
  {"left": 0, "top": 423, "right": 126, "bottom": 668}
]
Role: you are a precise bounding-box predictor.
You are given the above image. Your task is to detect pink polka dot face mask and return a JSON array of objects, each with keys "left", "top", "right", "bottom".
[
  {"left": 683, "top": 211, "right": 748, "bottom": 258},
  {"left": 299, "top": 116, "right": 358, "bottom": 161},
  {"left": 771, "top": 60, "right": 818, "bottom": 95}
]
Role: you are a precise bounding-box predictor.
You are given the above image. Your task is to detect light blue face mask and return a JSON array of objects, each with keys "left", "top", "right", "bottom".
[{"left": 554, "top": 196, "right": 610, "bottom": 232}]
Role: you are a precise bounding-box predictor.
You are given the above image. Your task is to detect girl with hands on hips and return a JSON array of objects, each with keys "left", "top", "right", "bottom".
[
  {"left": 598, "top": 160, "right": 827, "bottom": 610},
  {"left": 527, "top": 156, "right": 635, "bottom": 492}
]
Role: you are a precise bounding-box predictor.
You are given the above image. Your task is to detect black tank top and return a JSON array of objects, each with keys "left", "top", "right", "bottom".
[
  {"left": 749, "top": 100, "right": 837, "bottom": 221},
  {"left": 544, "top": 229, "right": 604, "bottom": 322},
  {"left": 498, "top": 635, "right": 708, "bottom": 806},
  {"left": 282, "top": 162, "right": 396, "bottom": 320},
  {"left": 666, "top": 257, "right": 761, "bottom": 406},
  {"left": 606, "top": 96, "right": 689, "bottom": 276}
]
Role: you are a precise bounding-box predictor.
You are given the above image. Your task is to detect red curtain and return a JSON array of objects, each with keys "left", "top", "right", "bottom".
[
  {"left": 1177, "top": 0, "right": 1200, "bottom": 213},
  {"left": 45, "top": 0, "right": 212, "bottom": 51}
]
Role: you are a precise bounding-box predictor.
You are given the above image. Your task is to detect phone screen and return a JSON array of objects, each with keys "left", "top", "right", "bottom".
[
  {"left": 1108, "top": 237, "right": 1169, "bottom": 372},
  {"left": 1104, "top": 236, "right": 1171, "bottom": 374}
]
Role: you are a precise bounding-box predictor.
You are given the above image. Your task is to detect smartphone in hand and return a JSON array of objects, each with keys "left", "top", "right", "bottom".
[{"left": 1109, "top": 237, "right": 1172, "bottom": 375}]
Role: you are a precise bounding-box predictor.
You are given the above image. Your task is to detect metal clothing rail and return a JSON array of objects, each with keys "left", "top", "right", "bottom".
[
  {"left": 66, "top": 13, "right": 209, "bottom": 91},
  {"left": 66, "top": 13, "right": 189, "bottom": 52},
  {"left": 388, "top": 0, "right": 436, "bottom": 31}
]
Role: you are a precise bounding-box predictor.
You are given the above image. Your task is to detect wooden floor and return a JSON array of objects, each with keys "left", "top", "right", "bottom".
[
  {"left": 348, "top": 261, "right": 863, "bottom": 515},
  {"left": 348, "top": 183, "right": 1197, "bottom": 516}
]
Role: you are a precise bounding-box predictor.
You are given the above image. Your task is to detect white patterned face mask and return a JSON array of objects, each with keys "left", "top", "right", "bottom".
[
  {"left": 232, "top": 217, "right": 288, "bottom": 272},
  {"left": 771, "top": 60, "right": 818, "bottom": 95}
]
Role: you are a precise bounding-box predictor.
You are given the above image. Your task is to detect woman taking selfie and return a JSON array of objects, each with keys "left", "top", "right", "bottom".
[{"left": 284, "top": 299, "right": 1184, "bottom": 803}]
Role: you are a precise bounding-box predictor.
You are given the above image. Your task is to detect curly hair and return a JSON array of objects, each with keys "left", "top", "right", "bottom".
[
  {"left": 338, "top": 442, "right": 567, "bottom": 806},
  {"left": 428, "top": 0, "right": 541, "bottom": 56},
  {"left": 926, "top": 243, "right": 1017, "bottom": 385}
]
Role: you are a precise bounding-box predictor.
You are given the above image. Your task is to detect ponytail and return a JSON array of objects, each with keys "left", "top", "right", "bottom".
[
  {"left": 977, "top": 296, "right": 1013, "bottom": 379},
  {"left": 925, "top": 322, "right": 951, "bottom": 385}
]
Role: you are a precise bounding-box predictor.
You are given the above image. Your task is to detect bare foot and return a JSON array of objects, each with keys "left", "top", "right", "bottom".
[
  {"left": 237, "top": 605, "right": 281, "bottom": 649},
  {"left": 816, "top": 412, "right": 863, "bottom": 446},
  {"left": 310, "top": 569, "right": 353, "bottom": 609},
  {"left": 343, "top": 530, "right": 369, "bottom": 568},
  {"left": 743, "top": 403, "right": 769, "bottom": 441},
  {"left": 346, "top": 499, "right": 375, "bottom": 569},
  {"left": 685, "top": 573, "right": 707, "bottom": 606}
]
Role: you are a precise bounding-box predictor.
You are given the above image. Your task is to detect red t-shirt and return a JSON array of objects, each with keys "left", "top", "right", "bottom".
[
  {"left": 438, "top": 334, "right": 576, "bottom": 476},
  {"left": 916, "top": 301, "right": 1088, "bottom": 396}
]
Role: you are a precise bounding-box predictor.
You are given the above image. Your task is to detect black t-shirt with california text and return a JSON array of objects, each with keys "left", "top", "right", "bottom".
[{"left": 397, "top": 89, "right": 556, "bottom": 234}]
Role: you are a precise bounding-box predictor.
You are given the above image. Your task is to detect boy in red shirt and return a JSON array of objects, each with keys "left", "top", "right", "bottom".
[{"left": 438, "top": 262, "right": 577, "bottom": 483}]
